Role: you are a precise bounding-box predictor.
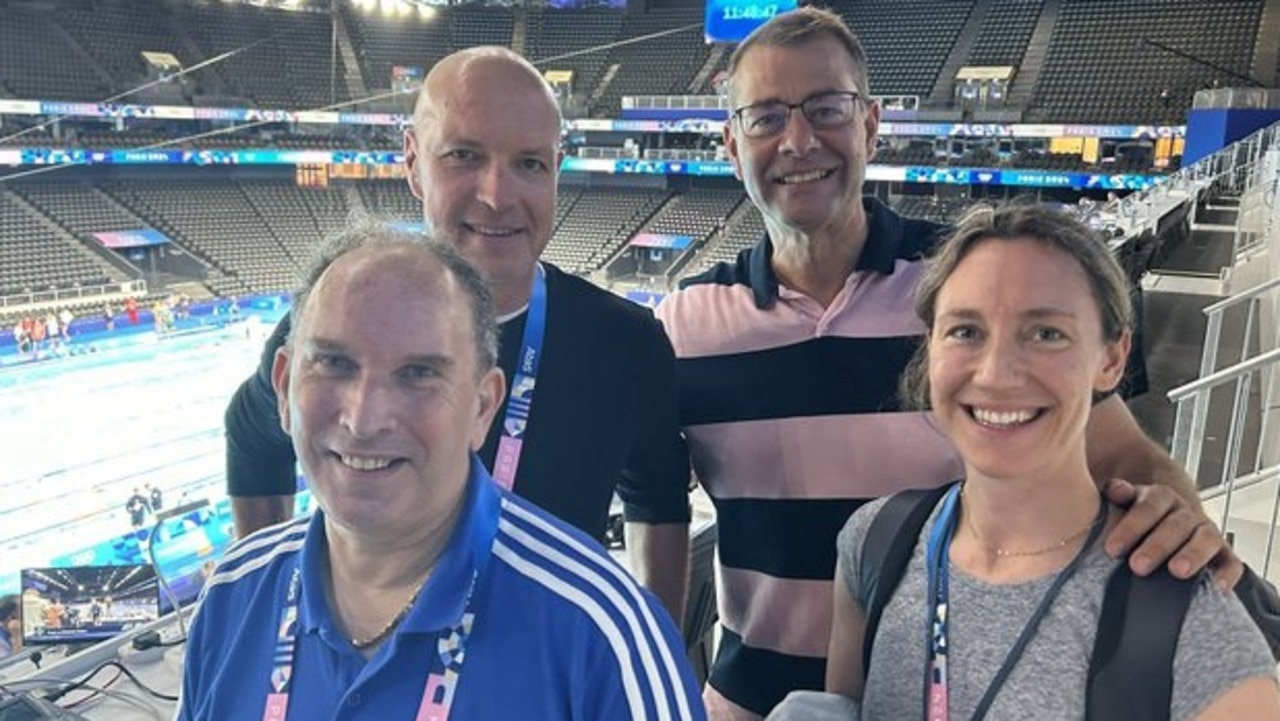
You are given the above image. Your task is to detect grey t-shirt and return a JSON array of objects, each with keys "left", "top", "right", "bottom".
[{"left": 837, "top": 496, "right": 1276, "bottom": 721}]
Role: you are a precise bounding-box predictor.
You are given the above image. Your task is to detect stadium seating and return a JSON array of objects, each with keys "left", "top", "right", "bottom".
[
  {"left": 968, "top": 0, "right": 1044, "bottom": 67},
  {"left": 55, "top": 3, "right": 206, "bottom": 99},
  {"left": 0, "top": 0, "right": 1266, "bottom": 125},
  {"left": 104, "top": 181, "right": 300, "bottom": 294},
  {"left": 356, "top": 179, "right": 419, "bottom": 222},
  {"left": 685, "top": 202, "right": 765, "bottom": 275},
  {"left": 0, "top": 6, "right": 112, "bottom": 102},
  {"left": 545, "top": 186, "right": 670, "bottom": 273},
  {"left": 451, "top": 7, "right": 515, "bottom": 51},
  {"left": 590, "top": 7, "right": 712, "bottom": 118},
  {"left": 342, "top": 6, "right": 452, "bottom": 93},
  {"left": 14, "top": 182, "right": 150, "bottom": 239},
  {"left": 525, "top": 8, "right": 624, "bottom": 109},
  {"left": 642, "top": 188, "right": 744, "bottom": 246},
  {"left": 1030, "top": 0, "right": 1264, "bottom": 124},
  {"left": 177, "top": 3, "right": 344, "bottom": 109},
  {"left": 829, "top": 0, "right": 976, "bottom": 97},
  {"left": 0, "top": 190, "right": 120, "bottom": 297},
  {"left": 893, "top": 195, "right": 977, "bottom": 223}
]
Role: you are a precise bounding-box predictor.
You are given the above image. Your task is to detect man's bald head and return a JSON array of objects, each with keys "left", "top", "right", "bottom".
[
  {"left": 413, "top": 47, "right": 562, "bottom": 130},
  {"left": 401, "top": 46, "right": 563, "bottom": 315}
]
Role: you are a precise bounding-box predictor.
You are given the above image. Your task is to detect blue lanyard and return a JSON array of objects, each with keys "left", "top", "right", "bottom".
[
  {"left": 492, "top": 263, "right": 548, "bottom": 491},
  {"left": 262, "top": 564, "right": 478, "bottom": 721},
  {"left": 923, "top": 484, "right": 1106, "bottom": 721}
]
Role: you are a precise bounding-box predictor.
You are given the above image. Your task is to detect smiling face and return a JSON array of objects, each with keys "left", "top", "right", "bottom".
[
  {"left": 272, "top": 246, "right": 502, "bottom": 540},
  {"left": 724, "top": 37, "right": 879, "bottom": 239},
  {"left": 927, "top": 238, "right": 1128, "bottom": 483},
  {"left": 403, "top": 51, "right": 561, "bottom": 303}
]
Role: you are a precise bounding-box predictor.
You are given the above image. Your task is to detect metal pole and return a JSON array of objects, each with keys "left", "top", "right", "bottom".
[{"left": 1216, "top": 372, "right": 1255, "bottom": 531}]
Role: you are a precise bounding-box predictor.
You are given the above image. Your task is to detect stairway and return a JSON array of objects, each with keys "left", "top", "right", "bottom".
[
  {"left": 926, "top": 0, "right": 992, "bottom": 107},
  {"left": 688, "top": 45, "right": 728, "bottom": 95},
  {"left": 1006, "top": 0, "right": 1062, "bottom": 113},
  {"left": 1129, "top": 193, "right": 1259, "bottom": 491},
  {"left": 331, "top": 9, "right": 369, "bottom": 105}
]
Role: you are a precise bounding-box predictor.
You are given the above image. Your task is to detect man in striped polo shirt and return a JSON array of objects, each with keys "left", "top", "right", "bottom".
[
  {"left": 179, "top": 225, "right": 704, "bottom": 720},
  {"left": 657, "top": 8, "right": 1232, "bottom": 719}
]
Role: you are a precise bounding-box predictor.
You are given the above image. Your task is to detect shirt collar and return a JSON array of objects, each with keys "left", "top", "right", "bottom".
[
  {"left": 297, "top": 455, "right": 501, "bottom": 636},
  {"left": 747, "top": 195, "right": 906, "bottom": 308}
]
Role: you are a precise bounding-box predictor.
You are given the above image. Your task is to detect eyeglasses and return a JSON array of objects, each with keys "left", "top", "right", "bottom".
[{"left": 731, "top": 91, "right": 863, "bottom": 140}]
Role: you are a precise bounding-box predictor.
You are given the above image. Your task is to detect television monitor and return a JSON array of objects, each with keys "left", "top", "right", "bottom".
[{"left": 19, "top": 564, "right": 159, "bottom": 646}]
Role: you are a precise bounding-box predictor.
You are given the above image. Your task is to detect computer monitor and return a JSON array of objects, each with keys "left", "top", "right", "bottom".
[{"left": 19, "top": 564, "right": 159, "bottom": 646}]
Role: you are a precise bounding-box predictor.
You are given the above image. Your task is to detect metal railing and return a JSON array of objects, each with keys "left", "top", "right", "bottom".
[
  {"left": 0, "top": 279, "right": 147, "bottom": 310},
  {"left": 1170, "top": 276, "right": 1280, "bottom": 477},
  {"left": 1162, "top": 118, "right": 1280, "bottom": 578}
]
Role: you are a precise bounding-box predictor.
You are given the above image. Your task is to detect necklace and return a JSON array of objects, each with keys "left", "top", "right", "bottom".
[
  {"left": 961, "top": 485, "right": 1105, "bottom": 558},
  {"left": 350, "top": 572, "right": 431, "bottom": 650}
]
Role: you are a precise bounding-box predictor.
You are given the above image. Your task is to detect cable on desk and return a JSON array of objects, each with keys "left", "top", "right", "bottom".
[
  {"left": 93, "top": 661, "right": 179, "bottom": 702},
  {"left": 38, "top": 658, "right": 122, "bottom": 703},
  {"left": 61, "top": 667, "right": 123, "bottom": 710}
]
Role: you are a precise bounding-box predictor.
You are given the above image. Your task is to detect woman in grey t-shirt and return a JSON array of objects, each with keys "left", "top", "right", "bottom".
[{"left": 772, "top": 205, "right": 1278, "bottom": 721}]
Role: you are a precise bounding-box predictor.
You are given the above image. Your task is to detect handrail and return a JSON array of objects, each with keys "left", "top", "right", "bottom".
[
  {"left": 1202, "top": 275, "right": 1280, "bottom": 315},
  {"left": 1167, "top": 347, "right": 1280, "bottom": 400},
  {"left": 1199, "top": 463, "right": 1280, "bottom": 502}
]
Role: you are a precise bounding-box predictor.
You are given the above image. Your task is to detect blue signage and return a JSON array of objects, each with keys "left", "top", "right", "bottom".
[{"left": 705, "top": 0, "right": 799, "bottom": 43}]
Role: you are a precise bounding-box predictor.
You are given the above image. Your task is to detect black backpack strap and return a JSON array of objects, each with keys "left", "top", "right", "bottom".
[
  {"left": 858, "top": 483, "right": 955, "bottom": 677},
  {"left": 1087, "top": 566, "right": 1196, "bottom": 721},
  {"left": 1234, "top": 564, "right": 1280, "bottom": 661}
]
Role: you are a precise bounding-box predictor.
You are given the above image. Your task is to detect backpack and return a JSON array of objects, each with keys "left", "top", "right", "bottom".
[{"left": 858, "top": 485, "right": 1197, "bottom": 721}]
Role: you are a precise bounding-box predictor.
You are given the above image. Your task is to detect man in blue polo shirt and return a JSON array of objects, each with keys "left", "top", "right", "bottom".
[{"left": 177, "top": 224, "right": 704, "bottom": 720}]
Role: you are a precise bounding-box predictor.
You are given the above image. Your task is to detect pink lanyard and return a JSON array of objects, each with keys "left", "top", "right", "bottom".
[{"left": 262, "top": 567, "right": 477, "bottom": 721}]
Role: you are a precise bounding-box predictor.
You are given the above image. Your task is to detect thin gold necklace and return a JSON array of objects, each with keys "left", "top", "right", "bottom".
[
  {"left": 961, "top": 485, "right": 1104, "bottom": 558},
  {"left": 350, "top": 572, "right": 431, "bottom": 650}
]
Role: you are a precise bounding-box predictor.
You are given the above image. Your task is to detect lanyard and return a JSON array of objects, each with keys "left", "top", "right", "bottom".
[
  {"left": 262, "top": 565, "right": 478, "bottom": 721},
  {"left": 922, "top": 484, "right": 1106, "bottom": 721},
  {"left": 492, "top": 263, "right": 548, "bottom": 491}
]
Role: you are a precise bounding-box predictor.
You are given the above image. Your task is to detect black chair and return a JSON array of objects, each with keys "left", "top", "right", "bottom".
[{"left": 682, "top": 522, "right": 719, "bottom": 687}]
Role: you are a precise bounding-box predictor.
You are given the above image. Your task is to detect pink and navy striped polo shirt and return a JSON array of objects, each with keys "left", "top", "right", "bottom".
[{"left": 656, "top": 197, "right": 963, "bottom": 719}]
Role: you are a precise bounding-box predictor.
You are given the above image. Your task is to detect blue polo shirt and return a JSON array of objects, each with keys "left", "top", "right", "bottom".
[{"left": 178, "top": 457, "right": 705, "bottom": 720}]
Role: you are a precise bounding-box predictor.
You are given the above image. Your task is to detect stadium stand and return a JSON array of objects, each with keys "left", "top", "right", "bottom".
[
  {"left": 0, "top": 0, "right": 1266, "bottom": 125},
  {"left": 590, "top": 7, "right": 711, "bottom": 118},
  {"left": 873, "top": 144, "right": 939, "bottom": 166},
  {"left": 641, "top": 188, "right": 743, "bottom": 245},
  {"left": 103, "top": 181, "right": 298, "bottom": 294},
  {"left": 967, "top": 0, "right": 1044, "bottom": 67},
  {"left": 684, "top": 201, "right": 765, "bottom": 275},
  {"left": 830, "top": 0, "right": 976, "bottom": 97},
  {"left": 341, "top": 5, "right": 452, "bottom": 93},
  {"left": 0, "top": 6, "right": 112, "bottom": 101},
  {"left": 55, "top": 3, "right": 203, "bottom": 101},
  {"left": 544, "top": 185, "right": 671, "bottom": 273},
  {"left": 12, "top": 182, "right": 150, "bottom": 240},
  {"left": 237, "top": 181, "right": 353, "bottom": 269},
  {"left": 1030, "top": 0, "right": 1264, "bottom": 124},
  {"left": 0, "top": 0, "right": 1271, "bottom": 303},
  {"left": 893, "top": 195, "right": 979, "bottom": 223},
  {"left": 355, "top": 179, "right": 419, "bottom": 222},
  {"left": 525, "top": 8, "right": 624, "bottom": 109},
  {"left": 451, "top": 7, "right": 514, "bottom": 51},
  {"left": 0, "top": 189, "right": 121, "bottom": 296},
  {"left": 177, "top": 2, "right": 345, "bottom": 109}
]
